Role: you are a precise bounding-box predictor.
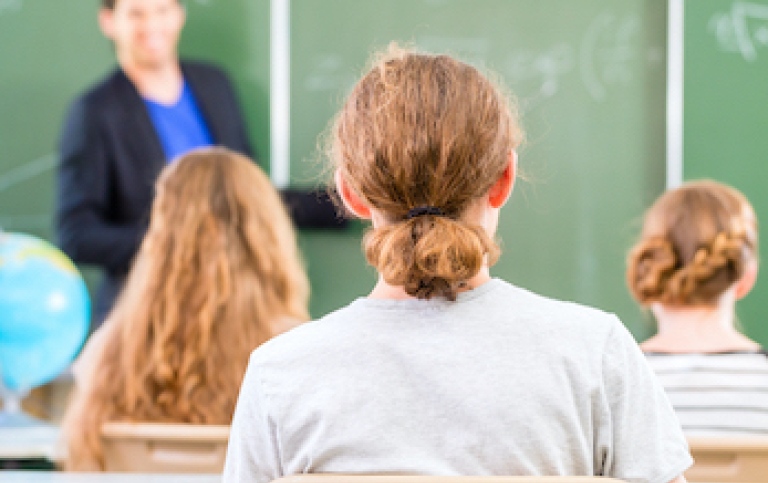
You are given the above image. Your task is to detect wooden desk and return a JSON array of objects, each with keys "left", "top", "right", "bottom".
[
  {"left": 686, "top": 436, "right": 768, "bottom": 482},
  {"left": 1, "top": 472, "right": 220, "bottom": 482}
]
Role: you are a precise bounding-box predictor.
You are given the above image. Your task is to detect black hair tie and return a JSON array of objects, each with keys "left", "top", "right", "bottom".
[{"left": 406, "top": 206, "right": 445, "bottom": 219}]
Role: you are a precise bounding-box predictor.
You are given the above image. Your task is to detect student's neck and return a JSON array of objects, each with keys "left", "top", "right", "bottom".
[
  {"left": 642, "top": 300, "right": 760, "bottom": 353},
  {"left": 121, "top": 59, "right": 184, "bottom": 105},
  {"left": 369, "top": 267, "right": 492, "bottom": 300}
]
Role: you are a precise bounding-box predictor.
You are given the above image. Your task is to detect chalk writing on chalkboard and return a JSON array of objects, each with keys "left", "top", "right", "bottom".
[
  {"left": 0, "top": 153, "right": 56, "bottom": 193},
  {"left": 581, "top": 13, "right": 640, "bottom": 101},
  {"left": 299, "top": 12, "right": 655, "bottom": 112},
  {"left": 710, "top": 1, "right": 768, "bottom": 62},
  {"left": 0, "top": 153, "right": 56, "bottom": 232},
  {"left": 505, "top": 43, "right": 574, "bottom": 110},
  {"left": 506, "top": 13, "right": 651, "bottom": 107},
  {"left": 0, "top": 0, "right": 22, "bottom": 15}
]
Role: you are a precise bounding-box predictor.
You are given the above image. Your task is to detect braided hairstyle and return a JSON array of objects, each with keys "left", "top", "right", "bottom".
[
  {"left": 627, "top": 180, "right": 757, "bottom": 307},
  {"left": 328, "top": 45, "right": 524, "bottom": 300}
]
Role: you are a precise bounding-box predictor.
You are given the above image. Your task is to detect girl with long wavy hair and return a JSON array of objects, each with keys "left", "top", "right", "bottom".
[
  {"left": 62, "top": 147, "right": 310, "bottom": 470},
  {"left": 627, "top": 180, "right": 766, "bottom": 436}
]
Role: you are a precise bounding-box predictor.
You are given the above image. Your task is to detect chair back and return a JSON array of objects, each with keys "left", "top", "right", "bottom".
[
  {"left": 272, "top": 477, "right": 625, "bottom": 483},
  {"left": 686, "top": 436, "right": 768, "bottom": 482},
  {"left": 101, "top": 422, "right": 229, "bottom": 473}
]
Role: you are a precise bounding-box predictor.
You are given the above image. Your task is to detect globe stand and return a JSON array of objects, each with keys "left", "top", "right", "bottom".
[
  {"left": 0, "top": 231, "right": 90, "bottom": 466},
  {"left": 0, "top": 381, "right": 60, "bottom": 469},
  {"left": 0, "top": 386, "right": 42, "bottom": 427}
]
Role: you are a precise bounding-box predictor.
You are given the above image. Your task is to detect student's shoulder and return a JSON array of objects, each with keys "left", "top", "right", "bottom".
[
  {"left": 250, "top": 302, "right": 363, "bottom": 362},
  {"left": 497, "top": 279, "right": 618, "bottom": 323},
  {"left": 492, "top": 279, "right": 622, "bottom": 343}
]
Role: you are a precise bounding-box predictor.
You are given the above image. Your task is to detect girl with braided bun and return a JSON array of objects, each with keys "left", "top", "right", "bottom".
[
  {"left": 224, "top": 45, "right": 691, "bottom": 483},
  {"left": 627, "top": 180, "right": 766, "bottom": 436}
]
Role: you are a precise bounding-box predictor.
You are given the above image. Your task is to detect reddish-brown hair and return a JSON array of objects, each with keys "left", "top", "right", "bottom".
[
  {"left": 63, "top": 148, "right": 309, "bottom": 470},
  {"left": 328, "top": 46, "right": 523, "bottom": 300},
  {"left": 627, "top": 180, "right": 757, "bottom": 306}
]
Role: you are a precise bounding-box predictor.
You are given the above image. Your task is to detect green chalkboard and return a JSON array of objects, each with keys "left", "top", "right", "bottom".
[
  {"left": 1, "top": 1, "right": 108, "bottom": 239},
  {"left": 684, "top": 0, "right": 768, "bottom": 345},
  {"left": 289, "top": 0, "right": 668, "bottom": 337},
  {"left": 0, "top": 0, "right": 271, "bottom": 306},
  {"left": 1, "top": 0, "right": 667, "bottom": 338}
]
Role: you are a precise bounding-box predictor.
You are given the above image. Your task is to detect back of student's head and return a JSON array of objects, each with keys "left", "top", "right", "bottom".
[
  {"left": 627, "top": 180, "right": 757, "bottom": 307},
  {"left": 329, "top": 45, "right": 523, "bottom": 301},
  {"left": 65, "top": 147, "right": 309, "bottom": 469},
  {"left": 140, "top": 147, "right": 309, "bottom": 324}
]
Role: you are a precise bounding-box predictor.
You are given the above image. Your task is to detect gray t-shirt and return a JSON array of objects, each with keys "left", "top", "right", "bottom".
[{"left": 224, "top": 279, "right": 692, "bottom": 483}]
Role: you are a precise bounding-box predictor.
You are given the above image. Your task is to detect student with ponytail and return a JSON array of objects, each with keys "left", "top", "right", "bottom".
[
  {"left": 224, "top": 45, "right": 691, "bottom": 483},
  {"left": 627, "top": 180, "right": 766, "bottom": 436}
]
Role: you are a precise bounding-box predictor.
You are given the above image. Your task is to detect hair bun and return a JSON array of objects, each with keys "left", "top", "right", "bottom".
[
  {"left": 664, "top": 231, "right": 747, "bottom": 305},
  {"left": 627, "top": 237, "right": 678, "bottom": 305},
  {"left": 627, "top": 180, "right": 757, "bottom": 307},
  {"left": 365, "top": 216, "right": 498, "bottom": 301},
  {"left": 628, "top": 231, "right": 748, "bottom": 306}
]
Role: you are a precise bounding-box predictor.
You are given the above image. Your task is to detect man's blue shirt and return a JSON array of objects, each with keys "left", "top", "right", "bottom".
[{"left": 144, "top": 81, "right": 213, "bottom": 161}]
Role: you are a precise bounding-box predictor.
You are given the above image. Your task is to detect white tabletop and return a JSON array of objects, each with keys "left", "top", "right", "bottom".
[
  {"left": 0, "top": 422, "right": 60, "bottom": 460},
  {"left": 1, "top": 472, "right": 220, "bottom": 482}
]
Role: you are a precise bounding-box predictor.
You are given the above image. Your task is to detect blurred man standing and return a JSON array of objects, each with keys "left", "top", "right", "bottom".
[{"left": 57, "top": 0, "right": 254, "bottom": 323}]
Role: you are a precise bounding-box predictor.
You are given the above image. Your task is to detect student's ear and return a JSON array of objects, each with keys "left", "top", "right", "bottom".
[
  {"left": 736, "top": 260, "right": 758, "bottom": 300},
  {"left": 335, "top": 170, "right": 372, "bottom": 219},
  {"left": 488, "top": 150, "right": 517, "bottom": 209},
  {"left": 98, "top": 8, "right": 115, "bottom": 40}
]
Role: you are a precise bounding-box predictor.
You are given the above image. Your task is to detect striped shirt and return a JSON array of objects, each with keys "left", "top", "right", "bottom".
[{"left": 646, "top": 351, "right": 768, "bottom": 436}]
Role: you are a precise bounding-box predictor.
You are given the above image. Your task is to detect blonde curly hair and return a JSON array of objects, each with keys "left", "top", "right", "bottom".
[
  {"left": 627, "top": 180, "right": 757, "bottom": 307},
  {"left": 62, "top": 148, "right": 309, "bottom": 470}
]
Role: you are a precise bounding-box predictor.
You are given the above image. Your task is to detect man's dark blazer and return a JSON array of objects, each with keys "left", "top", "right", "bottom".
[{"left": 57, "top": 61, "right": 343, "bottom": 323}]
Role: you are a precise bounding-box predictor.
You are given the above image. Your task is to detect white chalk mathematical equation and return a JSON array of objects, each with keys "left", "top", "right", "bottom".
[{"left": 710, "top": 1, "right": 768, "bottom": 62}]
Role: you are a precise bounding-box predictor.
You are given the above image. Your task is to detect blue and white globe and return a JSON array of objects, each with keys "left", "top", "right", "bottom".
[{"left": 0, "top": 232, "right": 90, "bottom": 393}]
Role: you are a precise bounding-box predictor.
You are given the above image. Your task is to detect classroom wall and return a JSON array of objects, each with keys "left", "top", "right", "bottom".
[
  {"left": 5, "top": 1, "right": 763, "bottom": 345},
  {"left": 262, "top": 0, "right": 669, "bottom": 340},
  {"left": 683, "top": 0, "right": 768, "bottom": 344}
]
